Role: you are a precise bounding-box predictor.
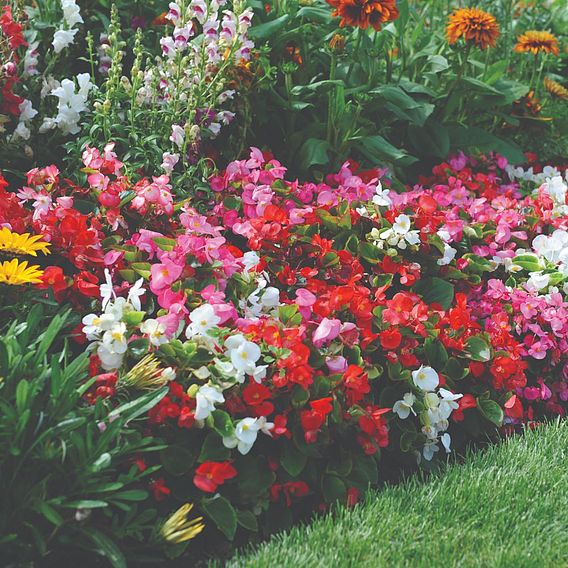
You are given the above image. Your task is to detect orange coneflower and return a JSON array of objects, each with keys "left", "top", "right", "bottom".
[
  {"left": 326, "top": 0, "right": 399, "bottom": 32},
  {"left": 544, "top": 77, "right": 568, "bottom": 100},
  {"left": 447, "top": 8, "right": 500, "bottom": 50},
  {"left": 514, "top": 31, "right": 560, "bottom": 56}
]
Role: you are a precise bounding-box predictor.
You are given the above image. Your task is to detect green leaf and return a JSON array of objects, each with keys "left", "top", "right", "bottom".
[
  {"left": 322, "top": 475, "right": 347, "bottom": 504},
  {"left": 38, "top": 502, "right": 64, "bottom": 526},
  {"left": 465, "top": 337, "right": 492, "bottom": 362},
  {"left": 161, "top": 445, "right": 196, "bottom": 476},
  {"left": 358, "top": 242, "right": 382, "bottom": 264},
  {"left": 358, "top": 135, "right": 418, "bottom": 167},
  {"left": 281, "top": 443, "right": 308, "bottom": 477},
  {"left": 408, "top": 120, "right": 450, "bottom": 159},
  {"left": 249, "top": 15, "right": 289, "bottom": 41},
  {"left": 237, "top": 509, "right": 259, "bottom": 532},
  {"left": 212, "top": 410, "right": 235, "bottom": 438},
  {"left": 424, "top": 338, "right": 448, "bottom": 369},
  {"left": 85, "top": 528, "right": 127, "bottom": 568},
  {"left": 202, "top": 496, "right": 238, "bottom": 540},
  {"left": 413, "top": 277, "right": 454, "bottom": 309},
  {"left": 62, "top": 500, "right": 109, "bottom": 509},
  {"left": 198, "top": 433, "right": 231, "bottom": 462},
  {"left": 298, "top": 138, "right": 330, "bottom": 171},
  {"left": 478, "top": 399, "right": 504, "bottom": 426}
]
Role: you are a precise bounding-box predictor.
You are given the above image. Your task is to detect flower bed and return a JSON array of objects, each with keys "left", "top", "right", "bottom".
[{"left": 1, "top": 145, "right": 567, "bottom": 563}]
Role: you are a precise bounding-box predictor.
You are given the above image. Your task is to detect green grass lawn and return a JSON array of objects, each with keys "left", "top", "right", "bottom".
[{"left": 223, "top": 421, "right": 568, "bottom": 568}]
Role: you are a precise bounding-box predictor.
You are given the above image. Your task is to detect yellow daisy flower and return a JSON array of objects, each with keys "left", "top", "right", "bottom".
[
  {"left": 0, "top": 227, "right": 51, "bottom": 257},
  {"left": 0, "top": 258, "right": 44, "bottom": 285},
  {"left": 544, "top": 77, "right": 568, "bottom": 100}
]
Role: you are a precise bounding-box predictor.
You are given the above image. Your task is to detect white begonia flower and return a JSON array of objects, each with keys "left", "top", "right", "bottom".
[
  {"left": 241, "top": 251, "right": 260, "bottom": 271},
  {"left": 100, "top": 268, "right": 115, "bottom": 309},
  {"left": 392, "top": 214, "right": 412, "bottom": 235},
  {"left": 127, "top": 278, "right": 145, "bottom": 310},
  {"left": 97, "top": 344, "right": 124, "bottom": 370},
  {"left": 527, "top": 271, "right": 550, "bottom": 291},
  {"left": 437, "top": 243, "right": 457, "bottom": 266},
  {"left": 52, "top": 28, "right": 78, "bottom": 53},
  {"left": 392, "top": 393, "right": 416, "bottom": 419},
  {"left": 101, "top": 322, "right": 128, "bottom": 354},
  {"left": 222, "top": 416, "right": 274, "bottom": 455},
  {"left": 186, "top": 303, "right": 221, "bottom": 337},
  {"left": 260, "top": 287, "right": 280, "bottom": 308},
  {"left": 140, "top": 319, "right": 168, "bottom": 346},
  {"left": 422, "top": 440, "right": 440, "bottom": 461},
  {"left": 372, "top": 182, "right": 391, "bottom": 207},
  {"left": 82, "top": 312, "right": 117, "bottom": 340},
  {"left": 194, "top": 384, "right": 225, "bottom": 420},
  {"left": 412, "top": 365, "right": 440, "bottom": 392},
  {"left": 438, "top": 388, "right": 463, "bottom": 420},
  {"left": 252, "top": 365, "right": 268, "bottom": 384},
  {"left": 225, "top": 334, "right": 261, "bottom": 374},
  {"left": 161, "top": 367, "right": 176, "bottom": 382},
  {"left": 441, "top": 432, "right": 452, "bottom": 453}
]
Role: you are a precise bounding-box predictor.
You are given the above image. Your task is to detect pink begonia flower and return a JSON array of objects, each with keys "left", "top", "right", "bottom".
[
  {"left": 56, "top": 196, "right": 74, "bottom": 209},
  {"left": 201, "top": 285, "right": 225, "bottom": 304},
  {"left": 157, "top": 288, "right": 186, "bottom": 310},
  {"left": 494, "top": 224, "right": 511, "bottom": 244},
  {"left": 150, "top": 258, "right": 183, "bottom": 293},
  {"left": 326, "top": 356, "right": 348, "bottom": 374},
  {"left": 133, "top": 229, "right": 164, "bottom": 257},
  {"left": 88, "top": 172, "right": 109, "bottom": 191},
  {"left": 317, "top": 190, "right": 339, "bottom": 207},
  {"left": 339, "top": 322, "right": 359, "bottom": 347},
  {"left": 296, "top": 289, "right": 317, "bottom": 319},
  {"left": 520, "top": 300, "right": 539, "bottom": 319},
  {"left": 312, "top": 318, "right": 341, "bottom": 348},
  {"left": 538, "top": 380, "right": 552, "bottom": 400},
  {"left": 157, "top": 312, "right": 183, "bottom": 337},
  {"left": 104, "top": 250, "right": 124, "bottom": 266},
  {"left": 245, "top": 147, "right": 265, "bottom": 169},
  {"left": 523, "top": 387, "right": 541, "bottom": 401},
  {"left": 528, "top": 341, "right": 548, "bottom": 360}
]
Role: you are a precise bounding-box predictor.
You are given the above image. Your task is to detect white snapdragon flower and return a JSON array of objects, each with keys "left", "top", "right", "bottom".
[
  {"left": 170, "top": 124, "right": 185, "bottom": 148},
  {"left": 186, "top": 303, "right": 221, "bottom": 337},
  {"left": 194, "top": 385, "right": 225, "bottom": 420},
  {"left": 61, "top": 0, "right": 83, "bottom": 27},
  {"left": 412, "top": 365, "right": 439, "bottom": 391},
  {"left": 52, "top": 29, "right": 78, "bottom": 53},
  {"left": 23, "top": 42, "right": 39, "bottom": 77},
  {"left": 161, "top": 152, "right": 180, "bottom": 175}
]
